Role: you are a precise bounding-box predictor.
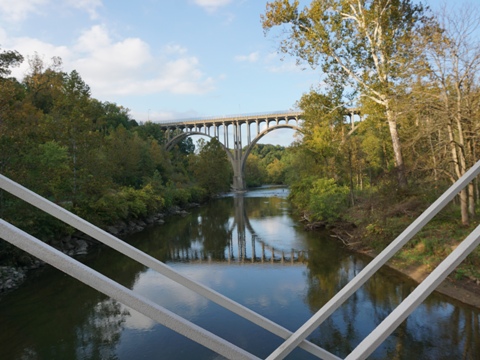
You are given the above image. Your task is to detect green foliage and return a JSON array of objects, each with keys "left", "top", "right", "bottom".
[
  {"left": 247, "top": 144, "right": 288, "bottom": 185},
  {"left": 266, "top": 158, "right": 285, "bottom": 184},
  {"left": 0, "top": 47, "right": 23, "bottom": 78},
  {"left": 289, "top": 177, "right": 349, "bottom": 222},
  {"left": 81, "top": 184, "right": 166, "bottom": 226},
  {"left": 23, "top": 141, "right": 73, "bottom": 202},
  {"left": 245, "top": 154, "right": 267, "bottom": 187},
  {"left": 308, "top": 179, "right": 350, "bottom": 222},
  {"left": 262, "top": 0, "right": 429, "bottom": 97},
  {"left": 0, "top": 54, "right": 219, "bottom": 265},
  {"left": 189, "top": 138, "right": 232, "bottom": 196},
  {"left": 262, "top": 0, "right": 432, "bottom": 188}
]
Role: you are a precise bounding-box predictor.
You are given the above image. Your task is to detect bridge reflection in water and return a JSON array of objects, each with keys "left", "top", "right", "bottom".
[{"left": 166, "top": 192, "right": 308, "bottom": 265}]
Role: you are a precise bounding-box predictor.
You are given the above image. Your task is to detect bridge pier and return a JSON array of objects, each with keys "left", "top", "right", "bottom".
[{"left": 232, "top": 122, "right": 247, "bottom": 192}]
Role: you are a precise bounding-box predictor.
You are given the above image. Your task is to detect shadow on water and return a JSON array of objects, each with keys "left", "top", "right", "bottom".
[{"left": 1, "top": 186, "right": 480, "bottom": 359}]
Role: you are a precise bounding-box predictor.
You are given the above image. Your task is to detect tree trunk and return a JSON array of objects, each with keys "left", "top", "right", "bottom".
[
  {"left": 446, "top": 118, "right": 469, "bottom": 225},
  {"left": 468, "top": 182, "right": 475, "bottom": 218},
  {"left": 386, "top": 109, "right": 407, "bottom": 189}
]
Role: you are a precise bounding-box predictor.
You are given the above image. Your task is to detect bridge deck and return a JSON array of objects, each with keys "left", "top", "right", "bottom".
[
  {"left": 158, "top": 108, "right": 361, "bottom": 128},
  {"left": 158, "top": 110, "right": 304, "bottom": 128}
]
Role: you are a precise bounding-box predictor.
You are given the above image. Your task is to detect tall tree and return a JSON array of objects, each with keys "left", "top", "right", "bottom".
[
  {"left": 262, "top": 0, "right": 432, "bottom": 188},
  {"left": 415, "top": 3, "right": 480, "bottom": 225}
]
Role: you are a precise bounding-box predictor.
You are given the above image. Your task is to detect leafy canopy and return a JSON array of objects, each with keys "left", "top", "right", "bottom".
[{"left": 262, "top": 0, "right": 430, "bottom": 105}]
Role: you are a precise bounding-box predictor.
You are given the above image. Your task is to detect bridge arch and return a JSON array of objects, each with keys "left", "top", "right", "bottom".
[
  {"left": 165, "top": 131, "right": 242, "bottom": 178},
  {"left": 240, "top": 123, "right": 302, "bottom": 177},
  {"left": 160, "top": 112, "right": 305, "bottom": 191},
  {"left": 164, "top": 131, "right": 235, "bottom": 164}
]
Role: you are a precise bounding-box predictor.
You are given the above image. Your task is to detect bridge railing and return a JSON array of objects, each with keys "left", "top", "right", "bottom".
[
  {"left": 1, "top": 159, "right": 480, "bottom": 359},
  {"left": 158, "top": 110, "right": 303, "bottom": 126}
]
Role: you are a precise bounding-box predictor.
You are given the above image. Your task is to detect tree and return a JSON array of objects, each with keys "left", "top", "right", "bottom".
[
  {"left": 245, "top": 154, "right": 267, "bottom": 187},
  {"left": 0, "top": 47, "right": 25, "bottom": 175},
  {"left": 262, "top": 0, "right": 432, "bottom": 188},
  {"left": 266, "top": 158, "right": 285, "bottom": 184},
  {"left": 296, "top": 89, "right": 347, "bottom": 180},
  {"left": 23, "top": 54, "right": 64, "bottom": 114},
  {"left": 0, "top": 47, "right": 23, "bottom": 78},
  {"left": 414, "top": 3, "right": 480, "bottom": 225},
  {"left": 190, "top": 138, "right": 232, "bottom": 196}
]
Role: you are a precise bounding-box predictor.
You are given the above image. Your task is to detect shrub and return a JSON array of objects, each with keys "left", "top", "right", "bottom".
[{"left": 307, "top": 178, "right": 350, "bottom": 222}]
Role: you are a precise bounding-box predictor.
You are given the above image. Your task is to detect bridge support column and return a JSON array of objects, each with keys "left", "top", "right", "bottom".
[
  {"left": 232, "top": 121, "right": 246, "bottom": 192},
  {"left": 232, "top": 157, "right": 246, "bottom": 192}
]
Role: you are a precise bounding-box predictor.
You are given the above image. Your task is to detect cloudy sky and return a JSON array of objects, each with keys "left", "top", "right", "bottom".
[{"left": 0, "top": 0, "right": 472, "bottom": 145}]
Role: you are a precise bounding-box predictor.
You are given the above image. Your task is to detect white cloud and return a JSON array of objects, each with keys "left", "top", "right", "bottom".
[
  {"left": 3, "top": 24, "right": 217, "bottom": 97},
  {"left": 0, "top": 0, "right": 103, "bottom": 22},
  {"left": 71, "top": 26, "right": 216, "bottom": 96},
  {"left": 0, "top": 0, "right": 49, "bottom": 22},
  {"left": 193, "top": 0, "right": 232, "bottom": 12},
  {"left": 234, "top": 51, "right": 259, "bottom": 63},
  {"left": 66, "top": 0, "right": 102, "bottom": 20},
  {"left": 5, "top": 35, "right": 72, "bottom": 78},
  {"left": 163, "top": 43, "right": 188, "bottom": 55},
  {"left": 264, "top": 52, "right": 304, "bottom": 73}
]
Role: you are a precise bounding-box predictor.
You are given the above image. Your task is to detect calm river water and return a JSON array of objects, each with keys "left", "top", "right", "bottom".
[{"left": 1, "top": 187, "right": 480, "bottom": 359}]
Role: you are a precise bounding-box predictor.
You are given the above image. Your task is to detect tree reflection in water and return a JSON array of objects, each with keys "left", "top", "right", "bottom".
[
  {"left": 304, "top": 229, "right": 480, "bottom": 359},
  {"left": 75, "top": 298, "right": 128, "bottom": 360}
]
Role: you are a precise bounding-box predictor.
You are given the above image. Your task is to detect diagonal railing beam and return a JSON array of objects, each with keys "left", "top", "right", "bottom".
[
  {"left": 0, "top": 174, "right": 339, "bottom": 360},
  {"left": 346, "top": 223, "right": 480, "bottom": 360},
  {"left": 266, "top": 160, "right": 480, "bottom": 360},
  {"left": 0, "top": 219, "right": 259, "bottom": 360}
]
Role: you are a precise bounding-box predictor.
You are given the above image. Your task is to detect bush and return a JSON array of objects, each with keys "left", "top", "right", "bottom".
[
  {"left": 189, "top": 186, "right": 208, "bottom": 203},
  {"left": 307, "top": 178, "right": 349, "bottom": 222},
  {"left": 288, "top": 176, "right": 316, "bottom": 210},
  {"left": 87, "top": 184, "right": 165, "bottom": 225}
]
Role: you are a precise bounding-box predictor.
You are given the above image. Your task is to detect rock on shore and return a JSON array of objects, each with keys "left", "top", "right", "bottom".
[
  {"left": 0, "top": 205, "right": 196, "bottom": 294},
  {"left": 0, "top": 266, "right": 27, "bottom": 293}
]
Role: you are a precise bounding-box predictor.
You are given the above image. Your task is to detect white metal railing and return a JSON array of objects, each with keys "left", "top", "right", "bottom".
[{"left": 1, "top": 159, "right": 480, "bottom": 359}]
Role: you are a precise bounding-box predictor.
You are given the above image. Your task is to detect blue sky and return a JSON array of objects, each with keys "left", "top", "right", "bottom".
[{"left": 0, "top": 0, "right": 475, "bottom": 146}]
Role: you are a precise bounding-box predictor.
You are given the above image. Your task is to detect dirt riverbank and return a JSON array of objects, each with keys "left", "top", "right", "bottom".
[{"left": 359, "top": 247, "right": 480, "bottom": 309}]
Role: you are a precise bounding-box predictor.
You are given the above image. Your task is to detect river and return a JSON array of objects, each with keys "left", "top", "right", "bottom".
[{"left": 1, "top": 187, "right": 479, "bottom": 359}]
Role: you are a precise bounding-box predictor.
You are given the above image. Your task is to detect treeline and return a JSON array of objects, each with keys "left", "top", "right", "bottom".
[
  {"left": 245, "top": 144, "right": 287, "bottom": 186},
  {"left": 0, "top": 54, "right": 231, "bottom": 264}
]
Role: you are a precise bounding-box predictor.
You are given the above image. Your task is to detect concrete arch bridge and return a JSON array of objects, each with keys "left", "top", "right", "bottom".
[{"left": 159, "top": 109, "right": 360, "bottom": 191}]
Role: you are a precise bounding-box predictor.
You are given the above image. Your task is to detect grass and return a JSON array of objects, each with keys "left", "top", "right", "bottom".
[{"left": 341, "top": 184, "right": 480, "bottom": 283}]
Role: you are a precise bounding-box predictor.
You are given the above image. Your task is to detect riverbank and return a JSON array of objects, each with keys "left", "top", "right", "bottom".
[
  {"left": 322, "top": 191, "right": 480, "bottom": 309},
  {"left": 360, "top": 247, "right": 480, "bottom": 308},
  {"left": 0, "top": 204, "right": 197, "bottom": 294}
]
